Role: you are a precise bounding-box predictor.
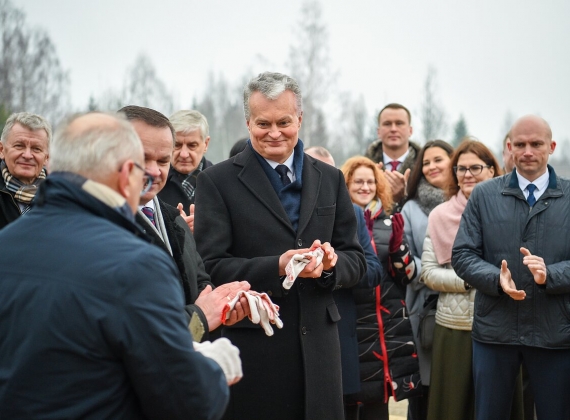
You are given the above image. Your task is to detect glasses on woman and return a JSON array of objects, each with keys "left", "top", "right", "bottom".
[
  {"left": 352, "top": 179, "right": 375, "bottom": 187},
  {"left": 453, "top": 164, "right": 491, "bottom": 177},
  {"left": 133, "top": 162, "right": 155, "bottom": 195}
]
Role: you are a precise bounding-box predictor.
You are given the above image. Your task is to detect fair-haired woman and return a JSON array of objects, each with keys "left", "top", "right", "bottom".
[
  {"left": 401, "top": 139, "right": 454, "bottom": 420},
  {"left": 421, "top": 139, "right": 522, "bottom": 420},
  {"left": 341, "top": 156, "right": 420, "bottom": 420}
]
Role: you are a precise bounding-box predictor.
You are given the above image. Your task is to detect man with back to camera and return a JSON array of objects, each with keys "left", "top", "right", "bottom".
[
  {"left": 0, "top": 112, "right": 233, "bottom": 419},
  {"left": 452, "top": 115, "right": 570, "bottom": 419},
  {"left": 0, "top": 112, "right": 51, "bottom": 229},
  {"left": 365, "top": 103, "right": 420, "bottom": 210},
  {"left": 194, "top": 72, "right": 366, "bottom": 420}
]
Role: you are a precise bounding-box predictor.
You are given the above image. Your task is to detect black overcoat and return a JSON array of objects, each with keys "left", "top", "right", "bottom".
[{"left": 194, "top": 144, "right": 366, "bottom": 420}]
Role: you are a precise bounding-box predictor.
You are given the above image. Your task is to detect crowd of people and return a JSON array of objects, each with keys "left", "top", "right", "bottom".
[{"left": 0, "top": 71, "right": 569, "bottom": 420}]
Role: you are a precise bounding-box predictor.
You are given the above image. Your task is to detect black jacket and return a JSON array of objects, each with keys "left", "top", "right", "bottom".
[
  {"left": 452, "top": 166, "right": 570, "bottom": 348},
  {"left": 0, "top": 175, "right": 21, "bottom": 230},
  {"left": 158, "top": 159, "right": 214, "bottom": 213},
  {"left": 136, "top": 199, "right": 214, "bottom": 341}
]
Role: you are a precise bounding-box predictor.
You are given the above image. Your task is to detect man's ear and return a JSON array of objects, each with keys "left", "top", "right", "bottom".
[
  {"left": 204, "top": 136, "right": 211, "bottom": 152},
  {"left": 0, "top": 142, "right": 4, "bottom": 160},
  {"left": 118, "top": 160, "right": 133, "bottom": 199}
]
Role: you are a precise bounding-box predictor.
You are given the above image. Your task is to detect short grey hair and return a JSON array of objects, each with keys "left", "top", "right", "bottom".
[
  {"left": 243, "top": 72, "right": 303, "bottom": 120},
  {"left": 169, "top": 110, "right": 209, "bottom": 140},
  {"left": 1, "top": 112, "right": 52, "bottom": 144},
  {"left": 50, "top": 112, "right": 143, "bottom": 181}
]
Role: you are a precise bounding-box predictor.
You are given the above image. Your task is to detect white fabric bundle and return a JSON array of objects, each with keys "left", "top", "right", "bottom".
[
  {"left": 283, "top": 248, "right": 324, "bottom": 290},
  {"left": 222, "top": 290, "right": 283, "bottom": 336}
]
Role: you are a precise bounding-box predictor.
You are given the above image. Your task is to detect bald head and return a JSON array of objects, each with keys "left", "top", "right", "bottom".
[
  {"left": 50, "top": 112, "right": 143, "bottom": 181},
  {"left": 306, "top": 146, "right": 335, "bottom": 167},
  {"left": 508, "top": 114, "right": 555, "bottom": 181},
  {"left": 510, "top": 115, "right": 552, "bottom": 141}
]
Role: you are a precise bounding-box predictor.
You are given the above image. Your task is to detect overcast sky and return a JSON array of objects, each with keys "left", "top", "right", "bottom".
[{"left": 13, "top": 0, "right": 570, "bottom": 153}]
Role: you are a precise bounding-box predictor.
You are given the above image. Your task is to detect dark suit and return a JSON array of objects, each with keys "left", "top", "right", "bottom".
[
  {"left": 194, "top": 144, "right": 366, "bottom": 420},
  {"left": 136, "top": 199, "right": 214, "bottom": 341}
]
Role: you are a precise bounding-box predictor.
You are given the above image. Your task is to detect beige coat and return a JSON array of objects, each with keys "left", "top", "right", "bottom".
[{"left": 421, "top": 234, "right": 475, "bottom": 331}]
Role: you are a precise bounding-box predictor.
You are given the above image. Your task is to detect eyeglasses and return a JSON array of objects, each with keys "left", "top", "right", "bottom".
[
  {"left": 352, "top": 179, "right": 375, "bottom": 187},
  {"left": 453, "top": 164, "right": 491, "bottom": 176},
  {"left": 132, "top": 162, "right": 155, "bottom": 195}
]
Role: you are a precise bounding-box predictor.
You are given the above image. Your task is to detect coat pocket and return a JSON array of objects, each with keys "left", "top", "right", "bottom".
[
  {"left": 327, "top": 302, "right": 341, "bottom": 323},
  {"left": 317, "top": 205, "right": 336, "bottom": 216}
]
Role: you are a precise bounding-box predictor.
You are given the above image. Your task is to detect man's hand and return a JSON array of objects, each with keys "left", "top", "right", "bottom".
[
  {"left": 177, "top": 203, "right": 194, "bottom": 233},
  {"left": 521, "top": 247, "right": 547, "bottom": 285},
  {"left": 278, "top": 240, "right": 337, "bottom": 279},
  {"left": 312, "top": 240, "right": 337, "bottom": 271},
  {"left": 194, "top": 281, "right": 251, "bottom": 331},
  {"left": 376, "top": 162, "right": 410, "bottom": 203},
  {"left": 193, "top": 338, "right": 243, "bottom": 386},
  {"left": 499, "top": 260, "right": 526, "bottom": 300}
]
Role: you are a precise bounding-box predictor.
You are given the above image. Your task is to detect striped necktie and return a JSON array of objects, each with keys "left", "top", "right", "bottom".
[{"left": 142, "top": 206, "right": 156, "bottom": 227}]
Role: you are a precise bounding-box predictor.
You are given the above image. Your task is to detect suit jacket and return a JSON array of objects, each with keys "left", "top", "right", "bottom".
[
  {"left": 136, "top": 199, "right": 214, "bottom": 341},
  {"left": 194, "top": 144, "right": 366, "bottom": 420}
]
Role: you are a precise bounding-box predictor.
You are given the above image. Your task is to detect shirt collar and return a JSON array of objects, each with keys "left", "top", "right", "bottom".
[
  {"left": 516, "top": 168, "right": 549, "bottom": 195},
  {"left": 383, "top": 149, "right": 410, "bottom": 168},
  {"left": 265, "top": 152, "right": 295, "bottom": 175}
]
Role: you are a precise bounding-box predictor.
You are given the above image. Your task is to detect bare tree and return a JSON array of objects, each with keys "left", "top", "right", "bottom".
[
  {"left": 288, "top": 0, "right": 336, "bottom": 148},
  {"left": 192, "top": 71, "right": 249, "bottom": 163},
  {"left": 421, "top": 66, "right": 447, "bottom": 142},
  {"left": 452, "top": 114, "right": 469, "bottom": 146},
  {"left": 0, "top": 0, "right": 70, "bottom": 123},
  {"left": 122, "top": 53, "right": 174, "bottom": 115}
]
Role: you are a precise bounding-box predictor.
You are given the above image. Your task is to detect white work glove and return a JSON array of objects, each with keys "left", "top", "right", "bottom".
[
  {"left": 283, "top": 248, "right": 324, "bottom": 289},
  {"left": 193, "top": 338, "right": 242, "bottom": 385},
  {"left": 222, "top": 290, "right": 283, "bottom": 336}
]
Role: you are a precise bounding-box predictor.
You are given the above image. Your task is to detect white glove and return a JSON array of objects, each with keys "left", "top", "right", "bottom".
[
  {"left": 222, "top": 290, "right": 283, "bottom": 336},
  {"left": 193, "top": 338, "right": 242, "bottom": 385},
  {"left": 283, "top": 248, "right": 324, "bottom": 289}
]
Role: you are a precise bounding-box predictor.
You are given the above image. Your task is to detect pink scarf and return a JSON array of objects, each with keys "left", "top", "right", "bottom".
[{"left": 428, "top": 191, "right": 468, "bottom": 265}]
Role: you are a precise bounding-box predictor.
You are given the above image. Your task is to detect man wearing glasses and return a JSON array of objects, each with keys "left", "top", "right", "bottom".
[
  {"left": 0, "top": 112, "right": 231, "bottom": 419},
  {"left": 0, "top": 112, "right": 51, "bottom": 230},
  {"left": 119, "top": 106, "right": 250, "bottom": 344},
  {"left": 453, "top": 115, "right": 570, "bottom": 419}
]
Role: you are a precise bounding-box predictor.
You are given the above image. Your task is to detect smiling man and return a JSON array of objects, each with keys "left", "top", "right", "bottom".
[
  {"left": 452, "top": 115, "right": 570, "bottom": 420},
  {"left": 194, "top": 72, "right": 366, "bottom": 420},
  {"left": 0, "top": 112, "right": 51, "bottom": 229},
  {"left": 158, "top": 110, "right": 212, "bottom": 214}
]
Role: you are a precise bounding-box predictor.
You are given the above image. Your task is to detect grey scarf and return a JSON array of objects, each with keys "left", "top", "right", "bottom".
[{"left": 416, "top": 177, "right": 445, "bottom": 216}]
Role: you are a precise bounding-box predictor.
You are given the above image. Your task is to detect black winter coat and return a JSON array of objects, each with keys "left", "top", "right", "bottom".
[{"left": 347, "top": 207, "right": 422, "bottom": 404}]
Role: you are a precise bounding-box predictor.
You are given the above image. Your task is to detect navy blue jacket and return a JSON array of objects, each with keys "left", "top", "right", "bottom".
[
  {"left": 0, "top": 173, "right": 228, "bottom": 419},
  {"left": 452, "top": 166, "right": 570, "bottom": 348},
  {"left": 334, "top": 205, "right": 382, "bottom": 394}
]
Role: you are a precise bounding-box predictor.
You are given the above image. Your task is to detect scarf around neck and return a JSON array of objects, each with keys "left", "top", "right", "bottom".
[
  {"left": 428, "top": 190, "right": 467, "bottom": 264},
  {"left": 1, "top": 160, "right": 47, "bottom": 206},
  {"left": 415, "top": 177, "right": 445, "bottom": 216}
]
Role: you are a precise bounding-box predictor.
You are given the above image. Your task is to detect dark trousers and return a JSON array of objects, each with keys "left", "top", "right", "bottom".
[{"left": 472, "top": 340, "right": 570, "bottom": 420}]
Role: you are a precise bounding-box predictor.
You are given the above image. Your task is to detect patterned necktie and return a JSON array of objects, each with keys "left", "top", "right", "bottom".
[
  {"left": 275, "top": 165, "right": 291, "bottom": 186},
  {"left": 389, "top": 160, "right": 400, "bottom": 172},
  {"left": 142, "top": 206, "right": 156, "bottom": 227},
  {"left": 526, "top": 184, "right": 537, "bottom": 207}
]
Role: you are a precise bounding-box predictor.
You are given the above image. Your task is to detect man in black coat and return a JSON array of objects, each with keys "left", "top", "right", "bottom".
[
  {"left": 119, "top": 105, "right": 250, "bottom": 343},
  {"left": 194, "top": 72, "right": 366, "bottom": 420}
]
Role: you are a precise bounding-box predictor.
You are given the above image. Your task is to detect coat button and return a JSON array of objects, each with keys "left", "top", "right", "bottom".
[
  {"left": 267, "top": 290, "right": 272, "bottom": 296},
  {"left": 297, "top": 239, "right": 303, "bottom": 247},
  {"left": 299, "top": 283, "right": 305, "bottom": 290},
  {"left": 301, "top": 327, "right": 307, "bottom": 335}
]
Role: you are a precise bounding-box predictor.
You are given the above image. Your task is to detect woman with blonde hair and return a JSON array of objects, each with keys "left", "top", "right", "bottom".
[{"left": 341, "top": 156, "right": 420, "bottom": 420}]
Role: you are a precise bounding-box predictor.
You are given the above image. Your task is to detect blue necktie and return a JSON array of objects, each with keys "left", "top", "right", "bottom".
[
  {"left": 526, "top": 184, "right": 537, "bottom": 207},
  {"left": 142, "top": 206, "right": 156, "bottom": 226},
  {"left": 275, "top": 165, "right": 291, "bottom": 187}
]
